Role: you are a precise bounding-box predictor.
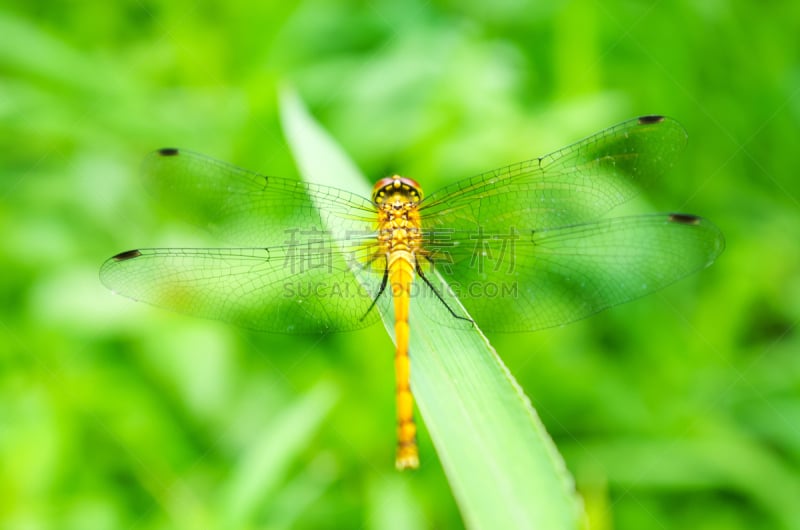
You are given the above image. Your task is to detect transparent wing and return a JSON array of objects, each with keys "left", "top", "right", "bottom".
[
  {"left": 100, "top": 244, "right": 385, "bottom": 333},
  {"left": 420, "top": 214, "right": 724, "bottom": 332},
  {"left": 142, "top": 148, "right": 377, "bottom": 246},
  {"left": 419, "top": 116, "right": 688, "bottom": 232}
]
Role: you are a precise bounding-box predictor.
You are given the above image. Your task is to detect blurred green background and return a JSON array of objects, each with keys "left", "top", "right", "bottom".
[{"left": 2, "top": 0, "right": 799, "bottom": 528}]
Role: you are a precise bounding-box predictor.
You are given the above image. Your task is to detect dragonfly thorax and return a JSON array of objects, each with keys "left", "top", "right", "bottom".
[
  {"left": 372, "top": 176, "right": 423, "bottom": 206},
  {"left": 373, "top": 176, "right": 423, "bottom": 257}
]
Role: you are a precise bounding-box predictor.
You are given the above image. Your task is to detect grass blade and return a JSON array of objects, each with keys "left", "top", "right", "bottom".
[
  {"left": 220, "top": 380, "right": 338, "bottom": 527},
  {"left": 279, "top": 86, "right": 581, "bottom": 529}
]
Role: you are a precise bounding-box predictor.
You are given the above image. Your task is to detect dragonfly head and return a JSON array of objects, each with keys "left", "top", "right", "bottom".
[{"left": 372, "top": 176, "right": 423, "bottom": 206}]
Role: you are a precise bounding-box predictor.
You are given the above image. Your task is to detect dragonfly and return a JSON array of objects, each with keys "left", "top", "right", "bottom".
[{"left": 100, "top": 115, "right": 724, "bottom": 470}]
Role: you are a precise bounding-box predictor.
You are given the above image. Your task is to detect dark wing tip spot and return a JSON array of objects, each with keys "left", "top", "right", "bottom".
[
  {"left": 638, "top": 115, "right": 665, "bottom": 125},
  {"left": 669, "top": 213, "right": 701, "bottom": 225},
  {"left": 112, "top": 249, "right": 143, "bottom": 261},
  {"left": 157, "top": 147, "right": 180, "bottom": 156}
]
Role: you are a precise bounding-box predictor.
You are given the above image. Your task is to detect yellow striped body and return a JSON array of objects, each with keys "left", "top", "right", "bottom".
[
  {"left": 372, "top": 176, "right": 424, "bottom": 470},
  {"left": 390, "top": 254, "right": 418, "bottom": 469}
]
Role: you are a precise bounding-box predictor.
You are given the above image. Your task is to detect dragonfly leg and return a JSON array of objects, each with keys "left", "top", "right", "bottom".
[
  {"left": 417, "top": 257, "right": 474, "bottom": 324},
  {"left": 359, "top": 254, "right": 390, "bottom": 322}
]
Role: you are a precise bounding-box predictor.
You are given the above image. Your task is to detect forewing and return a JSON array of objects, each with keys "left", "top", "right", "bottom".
[
  {"left": 142, "top": 148, "right": 377, "bottom": 246},
  {"left": 422, "top": 214, "right": 724, "bottom": 332},
  {"left": 419, "top": 116, "right": 688, "bottom": 232}
]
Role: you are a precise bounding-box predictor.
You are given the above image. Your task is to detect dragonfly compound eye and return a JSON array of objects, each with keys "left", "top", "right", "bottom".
[{"left": 372, "top": 176, "right": 423, "bottom": 204}]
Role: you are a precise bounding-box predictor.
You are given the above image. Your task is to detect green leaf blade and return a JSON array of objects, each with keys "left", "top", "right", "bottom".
[{"left": 279, "top": 86, "right": 581, "bottom": 529}]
